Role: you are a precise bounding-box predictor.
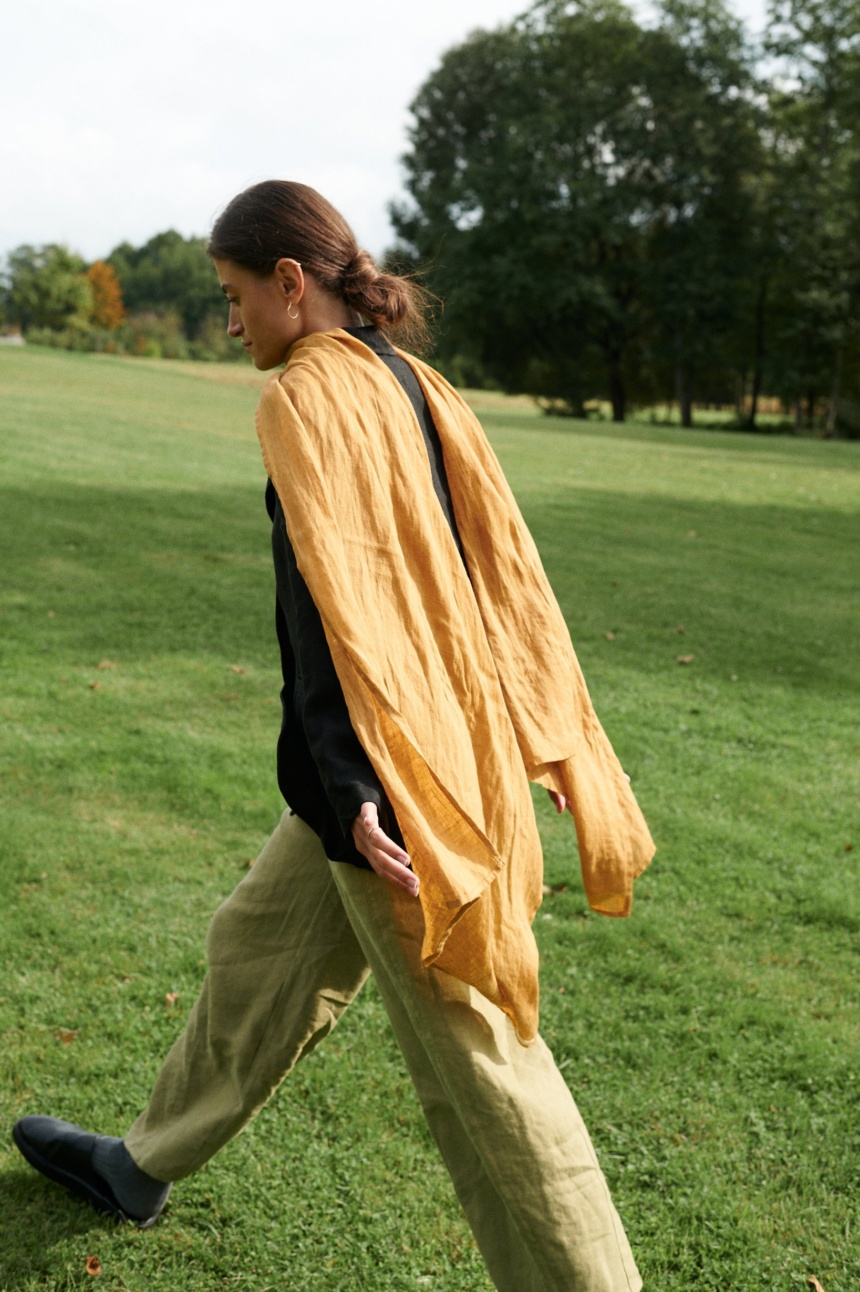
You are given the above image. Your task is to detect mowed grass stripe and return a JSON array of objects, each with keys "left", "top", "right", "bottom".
[{"left": 0, "top": 346, "right": 857, "bottom": 1291}]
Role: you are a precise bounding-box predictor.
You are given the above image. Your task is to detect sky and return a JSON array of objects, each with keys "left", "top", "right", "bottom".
[{"left": 1, "top": 0, "right": 769, "bottom": 263}]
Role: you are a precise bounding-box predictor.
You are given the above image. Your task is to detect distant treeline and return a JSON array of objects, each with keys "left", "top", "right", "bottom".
[
  {"left": 0, "top": 232, "right": 238, "bottom": 363},
  {"left": 391, "top": 0, "right": 860, "bottom": 434}
]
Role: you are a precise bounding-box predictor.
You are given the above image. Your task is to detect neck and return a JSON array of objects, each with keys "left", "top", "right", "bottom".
[{"left": 298, "top": 282, "right": 360, "bottom": 338}]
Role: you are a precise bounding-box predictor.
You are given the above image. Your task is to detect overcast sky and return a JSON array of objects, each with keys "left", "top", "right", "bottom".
[{"left": 1, "top": 0, "right": 769, "bottom": 263}]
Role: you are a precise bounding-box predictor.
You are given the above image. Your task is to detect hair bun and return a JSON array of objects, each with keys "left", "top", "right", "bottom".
[
  {"left": 343, "top": 249, "right": 378, "bottom": 285},
  {"left": 342, "top": 249, "right": 412, "bottom": 329}
]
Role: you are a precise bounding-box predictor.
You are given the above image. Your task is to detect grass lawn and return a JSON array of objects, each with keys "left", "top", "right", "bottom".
[{"left": 0, "top": 346, "right": 857, "bottom": 1291}]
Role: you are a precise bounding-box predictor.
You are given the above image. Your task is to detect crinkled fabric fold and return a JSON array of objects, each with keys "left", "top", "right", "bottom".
[{"left": 255, "top": 330, "right": 655, "bottom": 1042}]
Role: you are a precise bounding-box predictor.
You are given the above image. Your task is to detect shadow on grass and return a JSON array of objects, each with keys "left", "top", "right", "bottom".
[
  {"left": 526, "top": 413, "right": 860, "bottom": 465},
  {"left": 1, "top": 483, "right": 273, "bottom": 667},
  {"left": 0, "top": 1164, "right": 123, "bottom": 1281},
  {"left": 0, "top": 481, "right": 856, "bottom": 699}
]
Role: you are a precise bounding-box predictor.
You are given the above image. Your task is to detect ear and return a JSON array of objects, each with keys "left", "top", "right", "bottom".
[{"left": 274, "top": 258, "right": 304, "bottom": 302}]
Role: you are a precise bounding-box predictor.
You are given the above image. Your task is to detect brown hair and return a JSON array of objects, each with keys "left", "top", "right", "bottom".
[{"left": 208, "top": 181, "right": 432, "bottom": 351}]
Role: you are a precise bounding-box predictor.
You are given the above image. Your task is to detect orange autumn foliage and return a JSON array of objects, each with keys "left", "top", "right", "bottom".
[{"left": 87, "top": 261, "right": 126, "bottom": 330}]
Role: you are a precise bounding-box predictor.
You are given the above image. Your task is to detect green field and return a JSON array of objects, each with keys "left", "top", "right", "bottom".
[{"left": 1, "top": 346, "right": 857, "bottom": 1292}]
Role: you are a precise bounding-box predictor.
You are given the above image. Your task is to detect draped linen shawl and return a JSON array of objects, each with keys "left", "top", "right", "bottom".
[{"left": 256, "top": 329, "right": 655, "bottom": 1043}]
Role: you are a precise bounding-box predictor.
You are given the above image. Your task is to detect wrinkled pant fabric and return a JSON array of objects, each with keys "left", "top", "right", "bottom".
[{"left": 125, "top": 811, "right": 641, "bottom": 1292}]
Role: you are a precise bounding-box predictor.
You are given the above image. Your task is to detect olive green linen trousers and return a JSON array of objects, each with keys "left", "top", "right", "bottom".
[{"left": 125, "top": 810, "right": 641, "bottom": 1292}]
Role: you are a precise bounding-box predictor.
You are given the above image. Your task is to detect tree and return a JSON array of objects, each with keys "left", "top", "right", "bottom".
[
  {"left": 6, "top": 244, "right": 92, "bottom": 331},
  {"left": 86, "top": 260, "right": 126, "bottom": 330},
  {"left": 764, "top": 0, "right": 860, "bottom": 433},
  {"left": 392, "top": 0, "right": 651, "bottom": 419},
  {"left": 108, "top": 231, "right": 225, "bottom": 338},
  {"left": 637, "top": 0, "right": 763, "bottom": 426},
  {"left": 392, "top": 0, "right": 761, "bottom": 422}
]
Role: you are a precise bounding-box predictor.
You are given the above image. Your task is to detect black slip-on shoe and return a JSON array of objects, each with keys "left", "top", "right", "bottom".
[{"left": 12, "top": 1116, "right": 168, "bottom": 1229}]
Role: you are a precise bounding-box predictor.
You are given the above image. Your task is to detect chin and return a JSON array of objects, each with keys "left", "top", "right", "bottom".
[{"left": 253, "top": 350, "right": 287, "bottom": 371}]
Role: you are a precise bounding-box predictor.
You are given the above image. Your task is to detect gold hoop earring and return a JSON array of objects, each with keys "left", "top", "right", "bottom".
[{"left": 287, "top": 300, "right": 299, "bottom": 320}]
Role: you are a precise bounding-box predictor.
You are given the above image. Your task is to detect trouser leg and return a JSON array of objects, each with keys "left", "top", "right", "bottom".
[
  {"left": 332, "top": 863, "right": 641, "bottom": 1292},
  {"left": 125, "top": 812, "right": 370, "bottom": 1182}
]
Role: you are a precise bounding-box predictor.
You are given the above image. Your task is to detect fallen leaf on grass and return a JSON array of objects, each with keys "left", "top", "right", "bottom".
[
  {"left": 165, "top": 992, "right": 180, "bottom": 1007},
  {"left": 845, "top": 843, "right": 854, "bottom": 852},
  {"left": 604, "top": 631, "right": 616, "bottom": 640},
  {"left": 228, "top": 664, "right": 246, "bottom": 674},
  {"left": 677, "top": 654, "right": 695, "bottom": 665},
  {"left": 89, "top": 681, "right": 101, "bottom": 691},
  {"left": 56, "top": 1028, "right": 77, "bottom": 1044},
  {"left": 97, "top": 659, "right": 116, "bottom": 670},
  {"left": 675, "top": 624, "right": 685, "bottom": 634},
  {"left": 47, "top": 610, "right": 56, "bottom": 618},
  {"left": 808, "top": 1278, "right": 825, "bottom": 1292},
  {"left": 85, "top": 1255, "right": 102, "bottom": 1277}
]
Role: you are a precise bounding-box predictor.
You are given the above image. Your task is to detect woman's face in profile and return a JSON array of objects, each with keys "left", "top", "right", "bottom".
[{"left": 214, "top": 258, "right": 301, "bottom": 370}]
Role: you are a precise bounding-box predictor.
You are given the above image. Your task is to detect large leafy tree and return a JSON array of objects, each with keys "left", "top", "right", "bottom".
[
  {"left": 392, "top": 0, "right": 649, "bottom": 419},
  {"left": 5, "top": 244, "right": 93, "bottom": 331},
  {"left": 108, "top": 231, "right": 224, "bottom": 338},
  {"left": 392, "top": 0, "right": 761, "bottom": 421}
]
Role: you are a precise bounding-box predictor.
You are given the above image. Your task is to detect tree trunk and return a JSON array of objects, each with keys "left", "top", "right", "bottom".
[
  {"left": 748, "top": 279, "right": 767, "bottom": 429},
  {"left": 826, "top": 343, "right": 844, "bottom": 437},
  {"left": 806, "top": 389, "right": 816, "bottom": 429},
  {"left": 794, "top": 393, "right": 803, "bottom": 434},
  {"left": 675, "top": 360, "right": 693, "bottom": 428},
  {"left": 608, "top": 353, "right": 626, "bottom": 423}
]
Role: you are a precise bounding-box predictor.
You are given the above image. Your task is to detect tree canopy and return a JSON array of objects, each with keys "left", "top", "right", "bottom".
[
  {"left": 5, "top": 245, "right": 92, "bottom": 332},
  {"left": 107, "top": 230, "right": 224, "bottom": 338},
  {"left": 86, "top": 261, "right": 126, "bottom": 330},
  {"left": 392, "top": 0, "right": 860, "bottom": 430}
]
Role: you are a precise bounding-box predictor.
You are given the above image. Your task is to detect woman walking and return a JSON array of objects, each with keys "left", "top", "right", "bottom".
[{"left": 13, "top": 181, "right": 654, "bottom": 1291}]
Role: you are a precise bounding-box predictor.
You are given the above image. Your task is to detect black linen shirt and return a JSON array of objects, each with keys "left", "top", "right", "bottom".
[{"left": 267, "top": 325, "right": 463, "bottom": 867}]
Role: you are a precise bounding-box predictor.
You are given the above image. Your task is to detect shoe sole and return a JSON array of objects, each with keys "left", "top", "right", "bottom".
[{"left": 12, "top": 1123, "right": 161, "bottom": 1229}]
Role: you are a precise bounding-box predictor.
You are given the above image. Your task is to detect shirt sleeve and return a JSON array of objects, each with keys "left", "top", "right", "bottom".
[{"left": 273, "top": 503, "right": 386, "bottom": 839}]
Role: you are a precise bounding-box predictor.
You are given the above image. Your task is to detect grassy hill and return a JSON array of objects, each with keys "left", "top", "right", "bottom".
[{"left": 1, "top": 346, "right": 857, "bottom": 1291}]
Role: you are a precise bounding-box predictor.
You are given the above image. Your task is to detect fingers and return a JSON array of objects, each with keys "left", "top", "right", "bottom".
[
  {"left": 547, "top": 789, "right": 567, "bottom": 814},
  {"left": 353, "top": 805, "right": 419, "bottom": 897}
]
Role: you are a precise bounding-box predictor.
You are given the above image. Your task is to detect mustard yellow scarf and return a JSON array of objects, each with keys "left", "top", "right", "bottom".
[{"left": 255, "top": 329, "right": 654, "bottom": 1042}]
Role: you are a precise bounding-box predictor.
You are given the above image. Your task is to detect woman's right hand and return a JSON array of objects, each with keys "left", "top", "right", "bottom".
[{"left": 352, "top": 802, "right": 420, "bottom": 897}]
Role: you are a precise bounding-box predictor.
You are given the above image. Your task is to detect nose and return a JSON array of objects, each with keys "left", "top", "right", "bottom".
[{"left": 227, "top": 303, "right": 243, "bottom": 338}]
